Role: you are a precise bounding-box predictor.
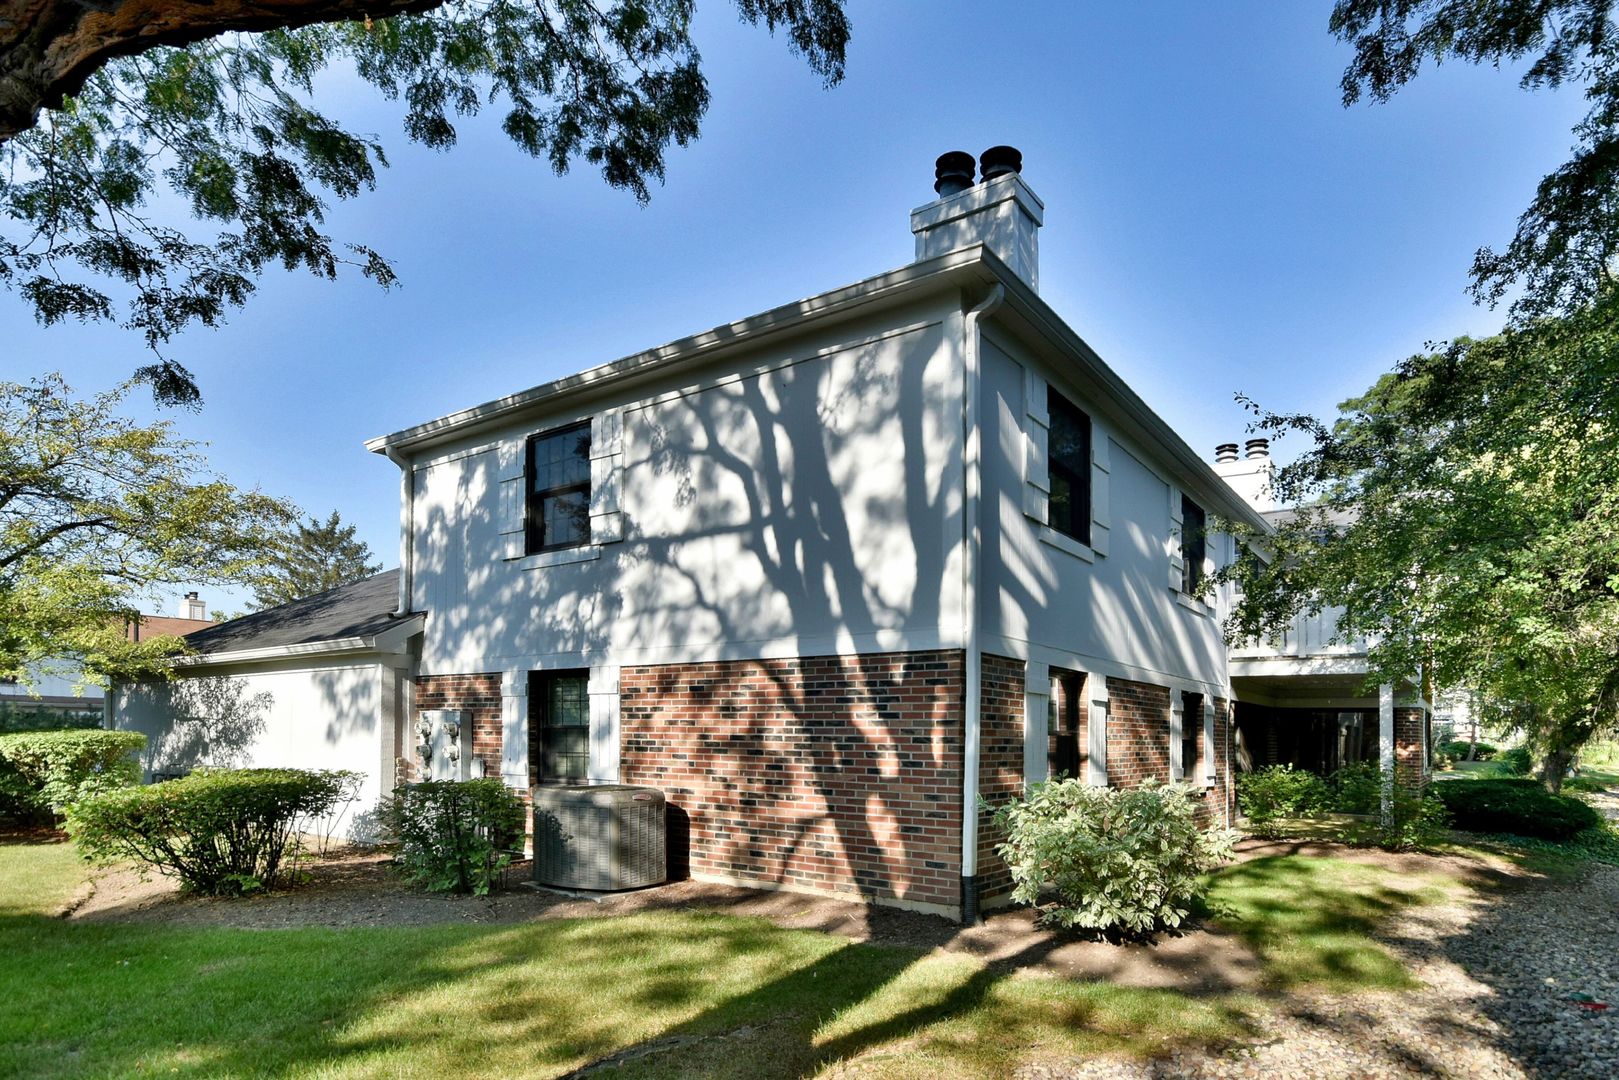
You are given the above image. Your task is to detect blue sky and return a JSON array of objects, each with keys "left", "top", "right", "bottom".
[{"left": 1, "top": 2, "right": 1588, "bottom": 615}]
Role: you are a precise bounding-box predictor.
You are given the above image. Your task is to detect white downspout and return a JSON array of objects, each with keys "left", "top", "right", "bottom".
[
  {"left": 960, "top": 283, "right": 1005, "bottom": 924},
  {"left": 384, "top": 445, "right": 414, "bottom": 617}
]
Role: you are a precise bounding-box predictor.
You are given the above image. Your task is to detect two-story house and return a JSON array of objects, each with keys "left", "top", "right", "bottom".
[
  {"left": 116, "top": 151, "right": 1436, "bottom": 921},
  {"left": 357, "top": 148, "right": 1267, "bottom": 920}
]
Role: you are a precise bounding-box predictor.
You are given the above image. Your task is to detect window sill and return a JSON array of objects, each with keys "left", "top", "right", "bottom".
[
  {"left": 1038, "top": 526, "right": 1095, "bottom": 563},
  {"left": 510, "top": 545, "right": 601, "bottom": 571},
  {"left": 1173, "top": 590, "right": 1213, "bottom": 618}
]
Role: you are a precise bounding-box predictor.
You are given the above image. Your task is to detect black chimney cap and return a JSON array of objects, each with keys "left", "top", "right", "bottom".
[
  {"left": 979, "top": 145, "right": 1022, "bottom": 181},
  {"left": 934, "top": 151, "right": 975, "bottom": 196}
]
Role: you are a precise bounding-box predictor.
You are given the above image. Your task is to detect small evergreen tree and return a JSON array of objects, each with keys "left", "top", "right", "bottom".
[{"left": 251, "top": 511, "right": 382, "bottom": 610}]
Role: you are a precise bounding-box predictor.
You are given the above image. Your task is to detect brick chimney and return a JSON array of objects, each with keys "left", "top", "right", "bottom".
[
  {"left": 179, "top": 591, "right": 206, "bottom": 621},
  {"left": 911, "top": 146, "right": 1043, "bottom": 292},
  {"left": 1213, "top": 438, "right": 1275, "bottom": 512}
]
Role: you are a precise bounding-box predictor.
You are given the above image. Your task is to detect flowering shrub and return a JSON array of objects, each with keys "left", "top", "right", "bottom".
[
  {"left": 380, "top": 779, "right": 526, "bottom": 895},
  {"left": 0, "top": 729, "right": 146, "bottom": 822},
  {"left": 69, "top": 768, "right": 360, "bottom": 895},
  {"left": 991, "top": 778, "right": 1239, "bottom": 933}
]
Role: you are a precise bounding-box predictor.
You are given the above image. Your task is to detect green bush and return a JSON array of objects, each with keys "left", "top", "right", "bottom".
[
  {"left": 69, "top": 768, "right": 360, "bottom": 895},
  {"left": 380, "top": 779, "right": 526, "bottom": 895},
  {"left": 1497, "top": 746, "right": 1533, "bottom": 776},
  {"left": 0, "top": 729, "right": 145, "bottom": 821},
  {"left": 1438, "top": 740, "right": 1496, "bottom": 761},
  {"left": 1563, "top": 775, "right": 1610, "bottom": 794},
  {"left": 1237, "top": 765, "right": 1330, "bottom": 835},
  {"left": 1344, "top": 786, "right": 1451, "bottom": 851},
  {"left": 1433, "top": 778, "right": 1601, "bottom": 840},
  {"left": 991, "top": 778, "right": 1239, "bottom": 933},
  {"left": 1327, "top": 761, "right": 1383, "bottom": 815}
]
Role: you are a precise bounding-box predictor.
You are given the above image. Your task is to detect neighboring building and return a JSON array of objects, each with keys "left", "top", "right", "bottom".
[
  {"left": 1212, "top": 445, "right": 1432, "bottom": 786},
  {"left": 2, "top": 594, "right": 214, "bottom": 727},
  {"left": 110, "top": 571, "right": 420, "bottom": 816}
]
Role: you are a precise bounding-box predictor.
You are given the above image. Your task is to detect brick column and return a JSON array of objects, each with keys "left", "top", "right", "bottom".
[
  {"left": 1394, "top": 706, "right": 1428, "bottom": 789},
  {"left": 976, "top": 654, "right": 1026, "bottom": 905}
]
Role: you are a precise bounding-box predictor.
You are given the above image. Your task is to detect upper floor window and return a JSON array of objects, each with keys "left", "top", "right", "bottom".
[
  {"left": 1047, "top": 386, "right": 1092, "bottom": 545},
  {"left": 526, "top": 422, "right": 592, "bottom": 554},
  {"left": 1181, "top": 495, "right": 1206, "bottom": 593}
]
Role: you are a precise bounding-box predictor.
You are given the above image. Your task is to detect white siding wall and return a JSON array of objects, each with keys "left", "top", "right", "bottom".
[
  {"left": 978, "top": 334, "right": 1229, "bottom": 695},
  {"left": 408, "top": 296, "right": 967, "bottom": 680},
  {"left": 111, "top": 657, "right": 397, "bottom": 831}
]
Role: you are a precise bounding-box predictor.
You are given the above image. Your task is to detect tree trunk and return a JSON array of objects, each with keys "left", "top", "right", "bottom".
[
  {"left": 0, "top": 0, "right": 448, "bottom": 143},
  {"left": 1542, "top": 746, "right": 1574, "bottom": 795}
]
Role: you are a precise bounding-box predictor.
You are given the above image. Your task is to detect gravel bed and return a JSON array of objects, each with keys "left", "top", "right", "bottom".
[{"left": 1016, "top": 862, "right": 1618, "bottom": 1080}]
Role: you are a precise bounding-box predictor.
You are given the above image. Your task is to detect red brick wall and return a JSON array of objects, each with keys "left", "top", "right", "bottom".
[
  {"left": 1105, "top": 678, "right": 1171, "bottom": 788},
  {"left": 977, "top": 654, "right": 1025, "bottom": 903},
  {"left": 415, "top": 673, "right": 504, "bottom": 780},
  {"left": 620, "top": 650, "right": 965, "bottom": 912},
  {"left": 1210, "top": 697, "right": 1232, "bottom": 827},
  {"left": 1395, "top": 707, "right": 1427, "bottom": 788}
]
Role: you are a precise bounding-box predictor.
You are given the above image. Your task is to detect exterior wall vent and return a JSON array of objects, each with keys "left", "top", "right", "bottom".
[{"left": 532, "top": 783, "right": 667, "bottom": 891}]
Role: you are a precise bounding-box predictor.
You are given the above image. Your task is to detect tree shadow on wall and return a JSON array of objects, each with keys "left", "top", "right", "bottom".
[{"left": 122, "top": 676, "right": 273, "bottom": 775}]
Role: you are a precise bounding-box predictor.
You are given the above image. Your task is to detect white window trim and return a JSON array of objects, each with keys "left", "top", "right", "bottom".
[
  {"left": 511, "top": 545, "right": 601, "bottom": 571},
  {"left": 1038, "top": 525, "right": 1095, "bottom": 563}
]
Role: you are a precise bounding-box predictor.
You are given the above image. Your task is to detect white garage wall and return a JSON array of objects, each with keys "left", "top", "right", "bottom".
[{"left": 111, "top": 655, "right": 398, "bottom": 835}]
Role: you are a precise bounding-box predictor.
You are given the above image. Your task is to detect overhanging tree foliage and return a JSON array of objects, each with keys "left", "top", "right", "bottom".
[
  {"left": 251, "top": 509, "right": 382, "bottom": 610},
  {"left": 0, "top": 374, "right": 292, "bottom": 685},
  {"left": 1331, "top": 0, "right": 1619, "bottom": 320},
  {"left": 0, "top": 1, "right": 850, "bottom": 404},
  {"left": 1221, "top": 290, "right": 1619, "bottom": 792}
]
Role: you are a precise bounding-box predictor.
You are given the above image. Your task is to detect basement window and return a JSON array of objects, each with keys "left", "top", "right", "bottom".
[
  {"left": 526, "top": 421, "right": 592, "bottom": 554},
  {"left": 530, "top": 671, "right": 590, "bottom": 783},
  {"left": 1047, "top": 387, "right": 1092, "bottom": 546}
]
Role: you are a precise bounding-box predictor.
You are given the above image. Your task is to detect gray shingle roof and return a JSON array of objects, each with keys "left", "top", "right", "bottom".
[{"left": 183, "top": 570, "right": 418, "bottom": 655}]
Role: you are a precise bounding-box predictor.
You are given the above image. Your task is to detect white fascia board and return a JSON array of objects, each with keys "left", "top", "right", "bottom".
[{"left": 365, "top": 249, "right": 999, "bottom": 456}]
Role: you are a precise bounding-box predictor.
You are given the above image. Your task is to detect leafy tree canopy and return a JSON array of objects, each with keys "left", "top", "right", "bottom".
[
  {"left": 0, "top": 374, "right": 292, "bottom": 685},
  {"left": 0, "top": 1, "right": 850, "bottom": 405},
  {"left": 1221, "top": 290, "right": 1619, "bottom": 790},
  {"left": 251, "top": 510, "right": 383, "bottom": 610},
  {"left": 1331, "top": 0, "right": 1619, "bottom": 319}
]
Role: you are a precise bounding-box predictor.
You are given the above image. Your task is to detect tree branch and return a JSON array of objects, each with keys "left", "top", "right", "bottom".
[{"left": 0, "top": 0, "right": 452, "bottom": 142}]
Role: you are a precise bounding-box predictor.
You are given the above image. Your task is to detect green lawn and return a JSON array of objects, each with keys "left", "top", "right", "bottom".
[
  {"left": 1203, "top": 856, "right": 1458, "bottom": 991},
  {"left": 0, "top": 837, "right": 1471, "bottom": 1079}
]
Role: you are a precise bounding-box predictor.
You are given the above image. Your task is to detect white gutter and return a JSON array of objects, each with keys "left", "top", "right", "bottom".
[
  {"left": 959, "top": 282, "right": 1005, "bottom": 924},
  {"left": 384, "top": 445, "right": 414, "bottom": 617}
]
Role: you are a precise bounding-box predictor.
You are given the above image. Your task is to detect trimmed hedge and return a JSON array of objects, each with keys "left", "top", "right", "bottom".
[
  {"left": 0, "top": 729, "right": 146, "bottom": 821},
  {"left": 380, "top": 780, "right": 526, "bottom": 895},
  {"left": 69, "top": 768, "right": 360, "bottom": 895},
  {"left": 1433, "top": 778, "right": 1601, "bottom": 840}
]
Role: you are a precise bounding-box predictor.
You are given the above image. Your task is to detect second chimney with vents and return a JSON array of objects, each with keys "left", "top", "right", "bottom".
[
  {"left": 1213, "top": 438, "right": 1275, "bottom": 513},
  {"left": 179, "top": 591, "right": 206, "bottom": 621},
  {"left": 911, "top": 145, "right": 1043, "bottom": 292}
]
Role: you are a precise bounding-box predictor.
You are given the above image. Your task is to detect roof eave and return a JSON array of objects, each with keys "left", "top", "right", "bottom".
[
  {"left": 365, "top": 248, "right": 998, "bottom": 455},
  {"left": 176, "top": 614, "right": 424, "bottom": 669},
  {"left": 986, "top": 270, "right": 1274, "bottom": 536}
]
